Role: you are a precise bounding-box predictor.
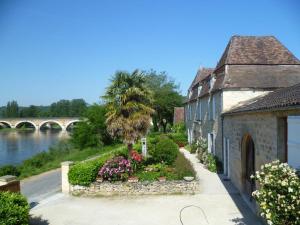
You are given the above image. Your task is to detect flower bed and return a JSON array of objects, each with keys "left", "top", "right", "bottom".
[{"left": 68, "top": 137, "right": 198, "bottom": 196}]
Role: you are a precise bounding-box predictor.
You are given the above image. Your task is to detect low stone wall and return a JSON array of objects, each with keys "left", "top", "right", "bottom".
[
  {"left": 70, "top": 180, "right": 200, "bottom": 196},
  {"left": 0, "top": 175, "right": 20, "bottom": 193}
]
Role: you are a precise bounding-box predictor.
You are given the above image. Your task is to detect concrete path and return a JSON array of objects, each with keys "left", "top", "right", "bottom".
[
  {"left": 21, "top": 168, "right": 61, "bottom": 203},
  {"left": 29, "top": 149, "right": 263, "bottom": 225},
  {"left": 22, "top": 146, "right": 124, "bottom": 205}
]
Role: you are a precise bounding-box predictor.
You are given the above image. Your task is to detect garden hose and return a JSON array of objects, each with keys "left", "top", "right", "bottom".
[{"left": 179, "top": 205, "right": 209, "bottom": 225}]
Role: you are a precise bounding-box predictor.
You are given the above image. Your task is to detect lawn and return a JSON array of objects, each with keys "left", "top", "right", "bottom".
[{"left": 0, "top": 141, "right": 124, "bottom": 179}]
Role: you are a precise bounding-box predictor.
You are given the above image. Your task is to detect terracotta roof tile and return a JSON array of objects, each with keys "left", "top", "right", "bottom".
[
  {"left": 216, "top": 36, "right": 300, "bottom": 70},
  {"left": 189, "top": 67, "right": 214, "bottom": 90}
]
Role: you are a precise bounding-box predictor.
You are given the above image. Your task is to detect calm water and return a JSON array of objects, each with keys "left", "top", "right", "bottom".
[{"left": 0, "top": 130, "right": 70, "bottom": 166}]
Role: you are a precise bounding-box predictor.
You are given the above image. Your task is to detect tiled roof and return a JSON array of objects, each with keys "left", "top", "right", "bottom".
[
  {"left": 223, "top": 83, "right": 300, "bottom": 115},
  {"left": 189, "top": 67, "right": 214, "bottom": 90},
  {"left": 216, "top": 36, "right": 300, "bottom": 70}
]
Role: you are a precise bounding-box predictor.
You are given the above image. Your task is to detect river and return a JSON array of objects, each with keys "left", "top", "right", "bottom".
[{"left": 0, "top": 130, "right": 70, "bottom": 166}]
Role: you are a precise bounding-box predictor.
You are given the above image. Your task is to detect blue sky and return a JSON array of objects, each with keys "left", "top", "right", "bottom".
[{"left": 0, "top": 0, "right": 299, "bottom": 106}]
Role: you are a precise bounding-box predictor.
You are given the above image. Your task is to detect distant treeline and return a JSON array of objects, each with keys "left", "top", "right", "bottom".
[{"left": 0, "top": 99, "right": 88, "bottom": 118}]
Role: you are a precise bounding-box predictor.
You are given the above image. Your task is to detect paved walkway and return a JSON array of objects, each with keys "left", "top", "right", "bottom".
[{"left": 30, "top": 149, "right": 263, "bottom": 225}]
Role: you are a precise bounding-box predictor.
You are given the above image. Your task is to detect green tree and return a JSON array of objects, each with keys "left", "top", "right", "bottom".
[
  {"left": 103, "top": 70, "right": 154, "bottom": 153},
  {"left": 71, "top": 104, "right": 112, "bottom": 149},
  {"left": 50, "top": 99, "right": 87, "bottom": 117},
  {"left": 20, "top": 105, "right": 39, "bottom": 117},
  {"left": 70, "top": 99, "right": 87, "bottom": 116},
  {"left": 5, "top": 101, "right": 19, "bottom": 118},
  {"left": 144, "top": 70, "right": 184, "bottom": 132},
  {"left": 50, "top": 100, "right": 71, "bottom": 117}
]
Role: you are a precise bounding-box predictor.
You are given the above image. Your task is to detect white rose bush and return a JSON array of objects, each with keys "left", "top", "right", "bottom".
[{"left": 251, "top": 160, "right": 300, "bottom": 225}]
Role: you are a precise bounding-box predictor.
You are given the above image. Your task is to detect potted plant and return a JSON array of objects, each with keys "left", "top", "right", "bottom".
[
  {"left": 128, "top": 176, "right": 139, "bottom": 183},
  {"left": 158, "top": 176, "right": 166, "bottom": 182}
]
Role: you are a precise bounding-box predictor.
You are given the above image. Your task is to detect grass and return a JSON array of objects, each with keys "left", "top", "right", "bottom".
[
  {"left": 172, "top": 151, "right": 196, "bottom": 178},
  {"left": 184, "top": 144, "right": 191, "bottom": 152},
  {"left": 0, "top": 140, "right": 124, "bottom": 179},
  {"left": 20, "top": 143, "right": 124, "bottom": 179},
  {"left": 0, "top": 128, "right": 34, "bottom": 132}
]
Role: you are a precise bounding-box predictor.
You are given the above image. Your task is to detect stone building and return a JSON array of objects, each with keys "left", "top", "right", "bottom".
[
  {"left": 184, "top": 35, "right": 300, "bottom": 163},
  {"left": 222, "top": 83, "right": 300, "bottom": 204}
]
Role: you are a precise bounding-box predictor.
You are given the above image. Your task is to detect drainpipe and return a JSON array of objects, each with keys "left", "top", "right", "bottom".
[{"left": 221, "top": 114, "right": 224, "bottom": 173}]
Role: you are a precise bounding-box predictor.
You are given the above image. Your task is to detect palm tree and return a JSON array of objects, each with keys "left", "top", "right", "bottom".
[{"left": 103, "top": 70, "right": 154, "bottom": 154}]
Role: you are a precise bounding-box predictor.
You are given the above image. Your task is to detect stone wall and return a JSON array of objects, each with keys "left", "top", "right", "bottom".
[
  {"left": 223, "top": 112, "right": 280, "bottom": 194},
  {"left": 185, "top": 88, "right": 267, "bottom": 163},
  {"left": 70, "top": 180, "right": 200, "bottom": 197},
  {"left": 0, "top": 175, "right": 20, "bottom": 193},
  {"left": 222, "top": 89, "right": 270, "bottom": 112}
]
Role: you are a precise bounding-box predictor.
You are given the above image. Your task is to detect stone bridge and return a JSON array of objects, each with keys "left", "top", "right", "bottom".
[{"left": 0, "top": 117, "right": 81, "bottom": 131}]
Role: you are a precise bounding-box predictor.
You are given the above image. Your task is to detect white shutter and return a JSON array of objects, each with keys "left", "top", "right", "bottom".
[
  {"left": 208, "top": 133, "right": 212, "bottom": 153},
  {"left": 288, "top": 116, "right": 300, "bottom": 169},
  {"left": 212, "top": 96, "right": 216, "bottom": 119}
]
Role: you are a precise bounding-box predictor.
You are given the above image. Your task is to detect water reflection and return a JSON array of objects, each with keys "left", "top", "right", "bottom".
[{"left": 0, "top": 130, "right": 70, "bottom": 166}]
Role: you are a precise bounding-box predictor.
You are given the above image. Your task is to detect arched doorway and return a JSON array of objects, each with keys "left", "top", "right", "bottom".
[{"left": 241, "top": 134, "right": 255, "bottom": 200}]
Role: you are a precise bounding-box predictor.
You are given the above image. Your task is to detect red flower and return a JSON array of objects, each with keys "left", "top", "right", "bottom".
[{"left": 131, "top": 150, "right": 142, "bottom": 162}]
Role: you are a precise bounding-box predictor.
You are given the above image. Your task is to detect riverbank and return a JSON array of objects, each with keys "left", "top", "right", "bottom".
[
  {"left": 0, "top": 127, "right": 34, "bottom": 132},
  {"left": 0, "top": 141, "right": 124, "bottom": 179}
]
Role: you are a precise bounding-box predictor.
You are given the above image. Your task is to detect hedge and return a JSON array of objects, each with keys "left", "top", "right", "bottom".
[
  {"left": 0, "top": 191, "right": 29, "bottom": 225},
  {"left": 167, "top": 133, "right": 188, "bottom": 147},
  {"left": 68, "top": 147, "right": 127, "bottom": 186}
]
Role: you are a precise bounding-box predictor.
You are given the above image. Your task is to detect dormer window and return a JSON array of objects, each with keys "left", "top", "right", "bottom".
[
  {"left": 198, "top": 85, "right": 202, "bottom": 96},
  {"left": 188, "top": 90, "right": 192, "bottom": 99},
  {"left": 209, "top": 76, "right": 216, "bottom": 91}
]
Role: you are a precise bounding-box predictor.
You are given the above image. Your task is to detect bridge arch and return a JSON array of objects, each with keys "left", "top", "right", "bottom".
[
  {"left": 39, "top": 120, "right": 64, "bottom": 130},
  {"left": 0, "top": 121, "right": 13, "bottom": 128},
  {"left": 65, "top": 119, "right": 81, "bottom": 130},
  {"left": 15, "top": 121, "right": 38, "bottom": 130}
]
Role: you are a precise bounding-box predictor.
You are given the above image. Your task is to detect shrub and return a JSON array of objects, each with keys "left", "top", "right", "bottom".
[
  {"left": 137, "top": 163, "right": 169, "bottom": 181},
  {"left": 98, "top": 156, "right": 132, "bottom": 181},
  {"left": 68, "top": 154, "right": 112, "bottom": 186},
  {"left": 196, "top": 138, "right": 220, "bottom": 173},
  {"left": 168, "top": 133, "right": 188, "bottom": 147},
  {"left": 0, "top": 191, "right": 29, "bottom": 225},
  {"left": 206, "top": 153, "right": 217, "bottom": 173},
  {"left": 190, "top": 142, "right": 198, "bottom": 154},
  {"left": 0, "top": 165, "right": 20, "bottom": 177},
  {"left": 198, "top": 138, "right": 208, "bottom": 152},
  {"left": 151, "top": 138, "right": 179, "bottom": 165},
  {"left": 71, "top": 104, "right": 112, "bottom": 149},
  {"left": 133, "top": 142, "right": 142, "bottom": 153},
  {"left": 172, "top": 122, "right": 186, "bottom": 133},
  {"left": 252, "top": 160, "right": 300, "bottom": 225}
]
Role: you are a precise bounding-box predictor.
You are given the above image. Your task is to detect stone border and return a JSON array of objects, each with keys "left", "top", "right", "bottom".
[
  {"left": 62, "top": 161, "right": 200, "bottom": 197},
  {"left": 70, "top": 180, "right": 200, "bottom": 196}
]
